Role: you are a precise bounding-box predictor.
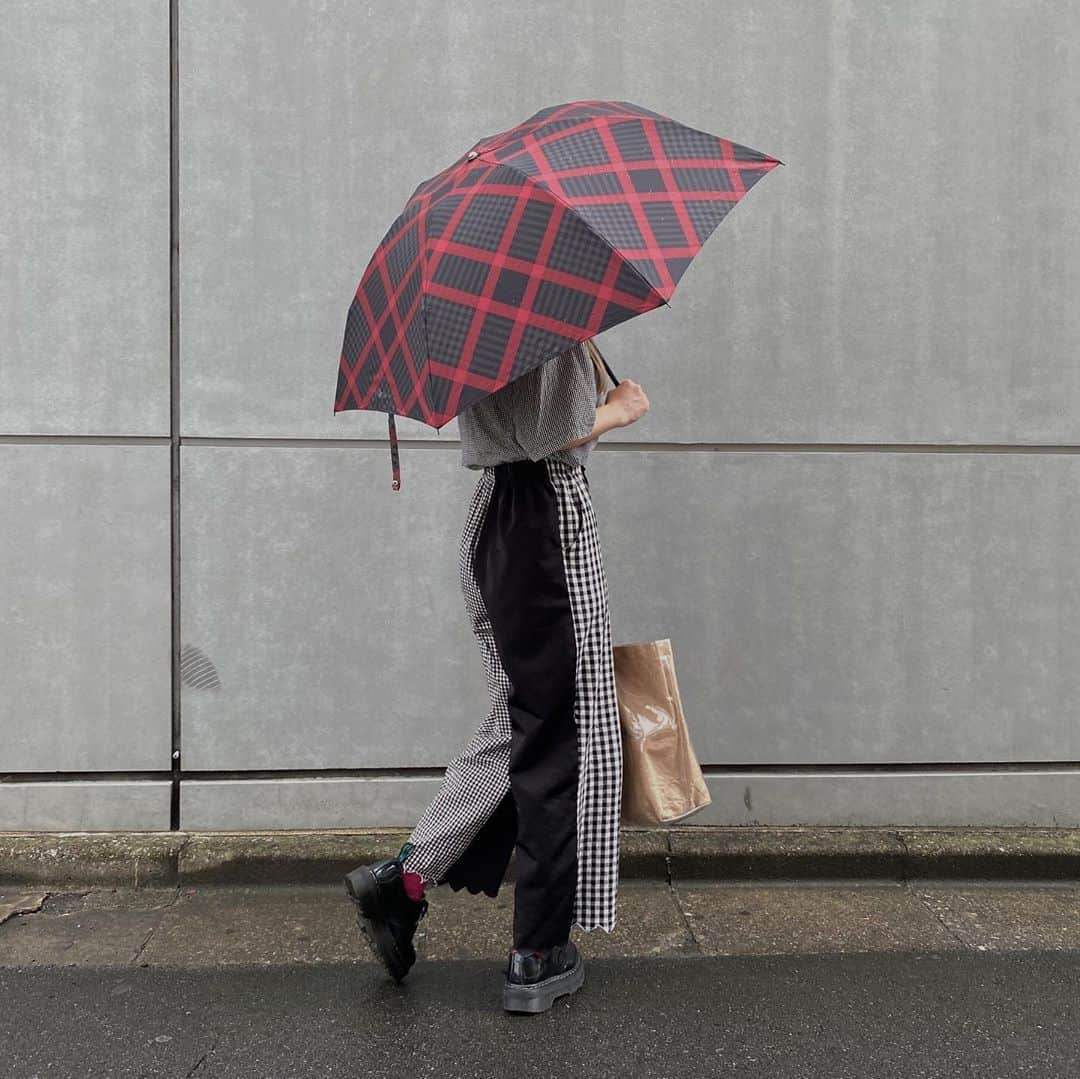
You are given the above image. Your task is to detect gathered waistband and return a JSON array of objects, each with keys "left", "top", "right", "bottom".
[{"left": 485, "top": 457, "right": 582, "bottom": 476}]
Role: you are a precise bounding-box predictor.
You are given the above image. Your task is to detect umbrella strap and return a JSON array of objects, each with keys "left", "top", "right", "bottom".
[
  {"left": 388, "top": 412, "right": 401, "bottom": 491},
  {"left": 383, "top": 347, "right": 614, "bottom": 492}
]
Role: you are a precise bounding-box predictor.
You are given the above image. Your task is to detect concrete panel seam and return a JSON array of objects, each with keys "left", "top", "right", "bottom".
[{"left": 176, "top": 437, "right": 1080, "bottom": 454}]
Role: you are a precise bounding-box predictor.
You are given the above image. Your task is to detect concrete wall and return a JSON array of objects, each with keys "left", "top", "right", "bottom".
[{"left": 3, "top": 0, "right": 1080, "bottom": 830}]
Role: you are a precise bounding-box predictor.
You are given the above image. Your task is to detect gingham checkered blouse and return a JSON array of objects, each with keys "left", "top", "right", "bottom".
[{"left": 457, "top": 342, "right": 607, "bottom": 470}]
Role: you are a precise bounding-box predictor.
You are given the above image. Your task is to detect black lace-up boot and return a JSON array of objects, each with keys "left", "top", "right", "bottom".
[
  {"left": 502, "top": 938, "right": 584, "bottom": 1013},
  {"left": 344, "top": 856, "right": 429, "bottom": 982}
]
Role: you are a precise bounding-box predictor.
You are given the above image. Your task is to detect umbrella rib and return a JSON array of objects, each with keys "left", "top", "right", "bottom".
[{"left": 481, "top": 151, "right": 672, "bottom": 322}]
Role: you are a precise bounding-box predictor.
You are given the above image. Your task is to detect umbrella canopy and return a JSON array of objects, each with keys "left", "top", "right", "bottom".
[{"left": 335, "top": 99, "right": 782, "bottom": 489}]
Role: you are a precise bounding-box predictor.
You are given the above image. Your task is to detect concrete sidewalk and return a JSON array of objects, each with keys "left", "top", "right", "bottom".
[
  {"left": 5, "top": 825, "right": 1080, "bottom": 968},
  {"left": 5, "top": 877, "right": 1080, "bottom": 967}
]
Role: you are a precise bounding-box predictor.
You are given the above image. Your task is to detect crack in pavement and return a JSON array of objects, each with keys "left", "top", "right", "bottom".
[
  {"left": 903, "top": 882, "right": 973, "bottom": 950},
  {"left": 184, "top": 1038, "right": 218, "bottom": 1077},
  {"left": 664, "top": 834, "right": 703, "bottom": 953},
  {"left": 130, "top": 886, "right": 183, "bottom": 965},
  {"left": 668, "top": 880, "right": 703, "bottom": 953},
  {"left": 0, "top": 891, "right": 50, "bottom": 926},
  {"left": 893, "top": 829, "right": 972, "bottom": 950}
]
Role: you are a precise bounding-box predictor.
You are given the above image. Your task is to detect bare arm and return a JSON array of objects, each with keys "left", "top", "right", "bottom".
[
  {"left": 559, "top": 402, "right": 626, "bottom": 451},
  {"left": 558, "top": 380, "right": 651, "bottom": 452}
]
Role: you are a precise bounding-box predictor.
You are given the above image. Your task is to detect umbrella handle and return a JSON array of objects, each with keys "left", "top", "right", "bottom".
[
  {"left": 599, "top": 351, "right": 619, "bottom": 388},
  {"left": 586, "top": 340, "right": 619, "bottom": 388}
]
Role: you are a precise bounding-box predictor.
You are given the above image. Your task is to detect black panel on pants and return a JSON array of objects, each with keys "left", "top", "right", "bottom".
[{"left": 468, "top": 458, "right": 580, "bottom": 951}]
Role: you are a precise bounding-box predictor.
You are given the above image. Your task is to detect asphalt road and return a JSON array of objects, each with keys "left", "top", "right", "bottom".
[{"left": 5, "top": 952, "right": 1080, "bottom": 1078}]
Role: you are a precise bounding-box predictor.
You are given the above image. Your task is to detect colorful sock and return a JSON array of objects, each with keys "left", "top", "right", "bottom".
[{"left": 401, "top": 869, "right": 427, "bottom": 902}]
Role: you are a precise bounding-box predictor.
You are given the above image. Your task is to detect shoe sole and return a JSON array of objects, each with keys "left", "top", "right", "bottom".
[
  {"left": 502, "top": 953, "right": 585, "bottom": 1014},
  {"left": 343, "top": 866, "right": 410, "bottom": 983}
]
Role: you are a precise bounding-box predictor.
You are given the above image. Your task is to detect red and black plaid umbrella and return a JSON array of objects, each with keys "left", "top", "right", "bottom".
[{"left": 334, "top": 99, "right": 782, "bottom": 489}]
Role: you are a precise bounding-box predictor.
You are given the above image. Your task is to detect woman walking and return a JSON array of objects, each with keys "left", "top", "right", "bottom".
[{"left": 345, "top": 338, "right": 650, "bottom": 1013}]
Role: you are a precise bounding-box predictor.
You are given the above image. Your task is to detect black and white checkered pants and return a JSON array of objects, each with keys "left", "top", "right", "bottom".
[{"left": 401, "top": 457, "right": 622, "bottom": 945}]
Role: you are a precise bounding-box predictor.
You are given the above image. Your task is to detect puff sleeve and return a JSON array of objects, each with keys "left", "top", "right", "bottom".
[{"left": 512, "top": 343, "right": 598, "bottom": 463}]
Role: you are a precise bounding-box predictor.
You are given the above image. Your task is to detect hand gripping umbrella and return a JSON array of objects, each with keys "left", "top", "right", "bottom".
[{"left": 334, "top": 99, "right": 782, "bottom": 489}]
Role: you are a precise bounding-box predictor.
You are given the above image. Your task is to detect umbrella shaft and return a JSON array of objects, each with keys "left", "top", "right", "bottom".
[{"left": 598, "top": 351, "right": 619, "bottom": 388}]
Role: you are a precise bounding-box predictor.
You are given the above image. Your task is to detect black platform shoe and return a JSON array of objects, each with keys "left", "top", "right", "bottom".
[
  {"left": 344, "top": 857, "right": 429, "bottom": 982},
  {"left": 502, "top": 938, "right": 584, "bottom": 1013}
]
